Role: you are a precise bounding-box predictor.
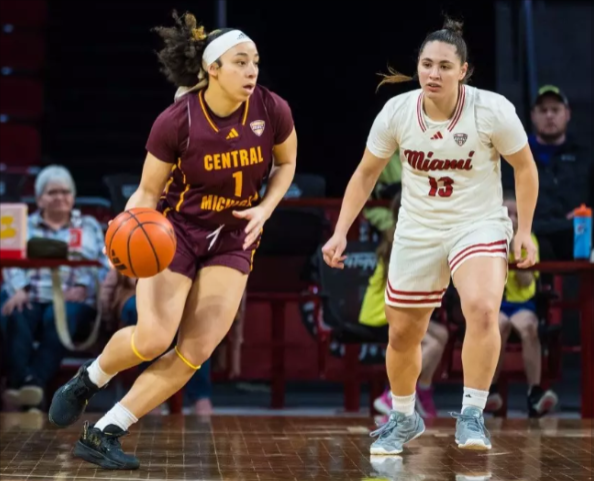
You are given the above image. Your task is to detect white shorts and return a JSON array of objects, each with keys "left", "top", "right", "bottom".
[{"left": 385, "top": 213, "right": 513, "bottom": 308}]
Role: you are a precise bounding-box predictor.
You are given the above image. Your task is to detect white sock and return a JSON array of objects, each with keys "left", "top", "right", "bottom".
[
  {"left": 87, "top": 356, "right": 116, "bottom": 388},
  {"left": 462, "top": 387, "right": 489, "bottom": 413},
  {"left": 391, "top": 392, "right": 416, "bottom": 416},
  {"left": 94, "top": 402, "right": 138, "bottom": 432}
]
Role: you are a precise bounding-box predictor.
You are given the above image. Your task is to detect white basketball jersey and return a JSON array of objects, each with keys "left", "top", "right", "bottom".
[
  {"left": 397, "top": 85, "right": 507, "bottom": 228},
  {"left": 366, "top": 83, "right": 530, "bottom": 230}
]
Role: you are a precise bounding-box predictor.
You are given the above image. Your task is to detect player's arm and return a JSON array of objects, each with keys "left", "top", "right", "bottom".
[
  {"left": 334, "top": 149, "right": 392, "bottom": 236},
  {"left": 125, "top": 153, "right": 172, "bottom": 210},
  {"left": 259, "top": 128, "right": 298, "bottom": 216},
  {"left": 503, "top": 147, "right": 538, "bottom": 267},
  {"left": 334, "top": 101, "right": 396, "bottom": 237},
  {"left": 128, "top": 105, "right": 181, "bottom": 211},
  {"left": 491, "top": 97, "right": 539, "bottom": 267},
  {"left": 502, "top": 145, "right": 538, "bottom": 238},
  {"left": 234, "top": 127, "right": 297, "bottom": 250}
]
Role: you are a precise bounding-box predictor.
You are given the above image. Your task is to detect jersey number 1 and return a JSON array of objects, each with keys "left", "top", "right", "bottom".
[
  {"left": 232, "top": 171, "right": 243, "bottom": 197},
  {"left": 428, "top": 176, "right": 454, "bottom": 198}
]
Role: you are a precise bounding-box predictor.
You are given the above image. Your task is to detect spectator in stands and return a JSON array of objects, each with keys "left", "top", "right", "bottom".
[
  {"left": 515, "top": 86, "right": 592, "bottom": 260},
  {"left": 486, "top": 191, "right": 558, "bottom": 417},
  {"left": 363, "top": 152, "right": 401, "bottom": 236},
  {"left": 0, "top": 165, "right": 108, "bottom": 411},
  {"left": 359, "top": 194, "right": 448, "bottom": 419},
  {"left": 101, "top": 270, "right": 215, "bottom": 415}
]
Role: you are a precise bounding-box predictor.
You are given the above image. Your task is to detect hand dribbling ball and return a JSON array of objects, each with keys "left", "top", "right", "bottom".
[{"left": 105, "top": 208, "right": 176, "bottom": 278}]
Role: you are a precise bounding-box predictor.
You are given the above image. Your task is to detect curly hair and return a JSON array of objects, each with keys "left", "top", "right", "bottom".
[
  {"left": 152, "top": 11, "right": 233, "bottom": 87},
  {"left": 378, "top": 15, "right": 473, "bottom": 89}
]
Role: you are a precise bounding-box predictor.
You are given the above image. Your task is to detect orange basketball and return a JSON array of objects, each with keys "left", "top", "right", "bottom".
[{"left": 105, "top": 208, "right": 177, "bottom": 278}]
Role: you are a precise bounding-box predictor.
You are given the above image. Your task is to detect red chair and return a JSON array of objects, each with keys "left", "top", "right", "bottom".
[
  {"left": 0, "top": 123, "right": 41, "bottom": 165},
  {"left": 0, "top": 0, "right": 48, "bottom": 28},
  {"left": 0, "top": 32, "right": 45, "bottom": 71},
  {"left": 0, "top": 77, "right": 44, "bottom": 119}
]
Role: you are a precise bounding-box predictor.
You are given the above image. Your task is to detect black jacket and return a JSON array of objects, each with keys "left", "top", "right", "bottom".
[{"left": 503, "top": 136, "right": 592, "bottom": 235}]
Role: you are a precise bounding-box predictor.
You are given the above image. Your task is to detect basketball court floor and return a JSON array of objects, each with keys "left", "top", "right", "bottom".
[{"left": 1, "top": 413, "right": 591, "bottom": 480}]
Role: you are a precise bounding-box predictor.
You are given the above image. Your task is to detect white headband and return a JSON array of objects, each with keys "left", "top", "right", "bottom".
[
  {"left": 202, "top": 30, "right": 252, "bottom": 69},
  {"left": 174, "top": 30, "right": 253, "bottom": 102}
]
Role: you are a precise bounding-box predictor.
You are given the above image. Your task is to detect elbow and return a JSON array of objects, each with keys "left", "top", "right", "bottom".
[
  {"left": 136, "top": 181, "right": 162, "bottom": 199},
  {"left": 354, "top": 168, "right": 380, "bottom": 192}
]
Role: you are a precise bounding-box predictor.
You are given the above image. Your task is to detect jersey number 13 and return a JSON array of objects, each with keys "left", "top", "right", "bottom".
[{"left": 428, "top": 176, "right": 454, "bottom": 198}]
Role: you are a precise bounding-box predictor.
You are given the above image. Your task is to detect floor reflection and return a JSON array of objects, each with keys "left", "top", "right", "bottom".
[{"left": 0, "top": 414, "right": 591, "bottom": 480}]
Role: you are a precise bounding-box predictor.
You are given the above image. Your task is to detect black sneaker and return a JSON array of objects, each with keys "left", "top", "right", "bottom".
[
  {"left": 73, "top": 422, "right": 139, "bottom": 470},
  {"left": 48, "top": 360, "right": 102, "bottom": 428},
  {"left": 528, "top": 386, "right": 559, "bottom": 418}
]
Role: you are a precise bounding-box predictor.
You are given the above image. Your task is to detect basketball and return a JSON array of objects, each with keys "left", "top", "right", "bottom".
[{"left": 104, "top": 208, "right": 177, "bottom": 278}]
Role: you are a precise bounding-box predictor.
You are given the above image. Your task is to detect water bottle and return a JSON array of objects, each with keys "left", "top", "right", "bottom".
[{"left": 573, "top": 204, "right": 592, "bottom": 260}]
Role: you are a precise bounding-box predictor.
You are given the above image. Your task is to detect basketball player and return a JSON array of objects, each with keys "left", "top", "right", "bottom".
[
  {"left": 48, "top": 12, "right": 297, "bottom": 469},
  {"left": 322, "top": 17, "right": 538, "bottom": 453}
]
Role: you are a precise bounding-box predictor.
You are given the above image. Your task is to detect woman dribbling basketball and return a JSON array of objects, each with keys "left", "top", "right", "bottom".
[{"left": 48, "top": 11, "right": 297, "bottom": 469}]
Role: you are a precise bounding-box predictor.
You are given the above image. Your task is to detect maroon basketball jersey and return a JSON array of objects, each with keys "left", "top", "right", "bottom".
[{"left": 147, "top": 85, "right": 294, "bottom": 228}]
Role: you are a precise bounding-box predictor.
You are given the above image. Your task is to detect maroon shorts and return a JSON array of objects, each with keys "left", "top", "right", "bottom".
[{"left": 164, "top": 211, "right": 259, "bottom": 280}]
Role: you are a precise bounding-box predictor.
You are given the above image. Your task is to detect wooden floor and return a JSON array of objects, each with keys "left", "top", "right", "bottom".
[{"left": 0, "top": 413, "right": 591, "bottom": 480}]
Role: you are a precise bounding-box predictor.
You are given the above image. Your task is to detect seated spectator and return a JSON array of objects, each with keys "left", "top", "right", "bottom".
[
  {"left": 486, "top": 192, "right": 558, "bottom": 417},
  {"left": 503, "top": 85, "right": 592, "bottom": 260},
  {"left": 363, "top": 151, "right": 402, "bottom": 237},
  {"left": 0, "top": 165, "right": 108, "bottom": 411},
  {"left": 359, "top": 194, "right": 448, "bottom": 419}
]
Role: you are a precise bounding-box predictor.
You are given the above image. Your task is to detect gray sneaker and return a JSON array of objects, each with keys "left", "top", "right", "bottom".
[
  {"left": 453, "top": 407, "right": 492, "bottom": 450},
  {"left": 370, "top": 411, "right": 425, "bottom": 455}
]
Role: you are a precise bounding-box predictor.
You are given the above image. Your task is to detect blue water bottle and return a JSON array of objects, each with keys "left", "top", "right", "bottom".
[{"left": 573, "top": 204, "right": 592, "bottom": 259}]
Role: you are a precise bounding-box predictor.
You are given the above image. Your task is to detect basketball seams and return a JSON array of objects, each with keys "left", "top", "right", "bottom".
[
  {"left": 108, "top": 208, "right": 176, "bottom": 278},
  {"left": 107, "top": 211, "right": 135, "bottom": 269},
  {"left": 126, "top": 224, "right": 138, "bottom": 278},
  {"left": 131, "top": 212, "right": 176, "bottom": 247},
  {"left": 138, "top": 221, "right": 177, "bottom": 249},
  {"left": 127, "top": 210, "right": 161, "bottom": 275}
]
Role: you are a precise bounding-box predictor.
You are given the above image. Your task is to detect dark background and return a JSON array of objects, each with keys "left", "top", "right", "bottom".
[{"left": 43, "top": 0, "right": 496, "bottom": 197}]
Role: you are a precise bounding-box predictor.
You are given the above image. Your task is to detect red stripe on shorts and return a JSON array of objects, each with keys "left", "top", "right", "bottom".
[
  {"left": 450, "top": 245, "right": 508, "bottom": 272},
  {"left": 386, "top": 280, "right": 446, "bottom": 297},
  {"left": 385, "top": 290, "right": 444, "bottom": 305},
  {"left": 385, "top": 280, "right": 446, "bottom": 305},
  {"left": 449, "top": 240, "right": 507, "bottom": 266}
]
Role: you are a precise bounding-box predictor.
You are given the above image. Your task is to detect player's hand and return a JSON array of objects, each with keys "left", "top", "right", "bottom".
[
  {"left": 102, "top": 247, "right": 115, "bottom": 269},
  {"left": 321, "top": 233, "right": 348, "bottom": 269},
  {"left": 233, "top": 206, "right": 270, "bottom": 250},
  {"left": 513, "top": 230, "right": 537, "bottom": 268}
]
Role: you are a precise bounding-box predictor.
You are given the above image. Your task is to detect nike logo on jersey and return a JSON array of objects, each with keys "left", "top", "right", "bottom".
[
  {"left": 430, "top": 131, "right": 443, "bottom": 140},
  {"left": 226, "top": 128, "right": 239, "bottom": 139}
]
